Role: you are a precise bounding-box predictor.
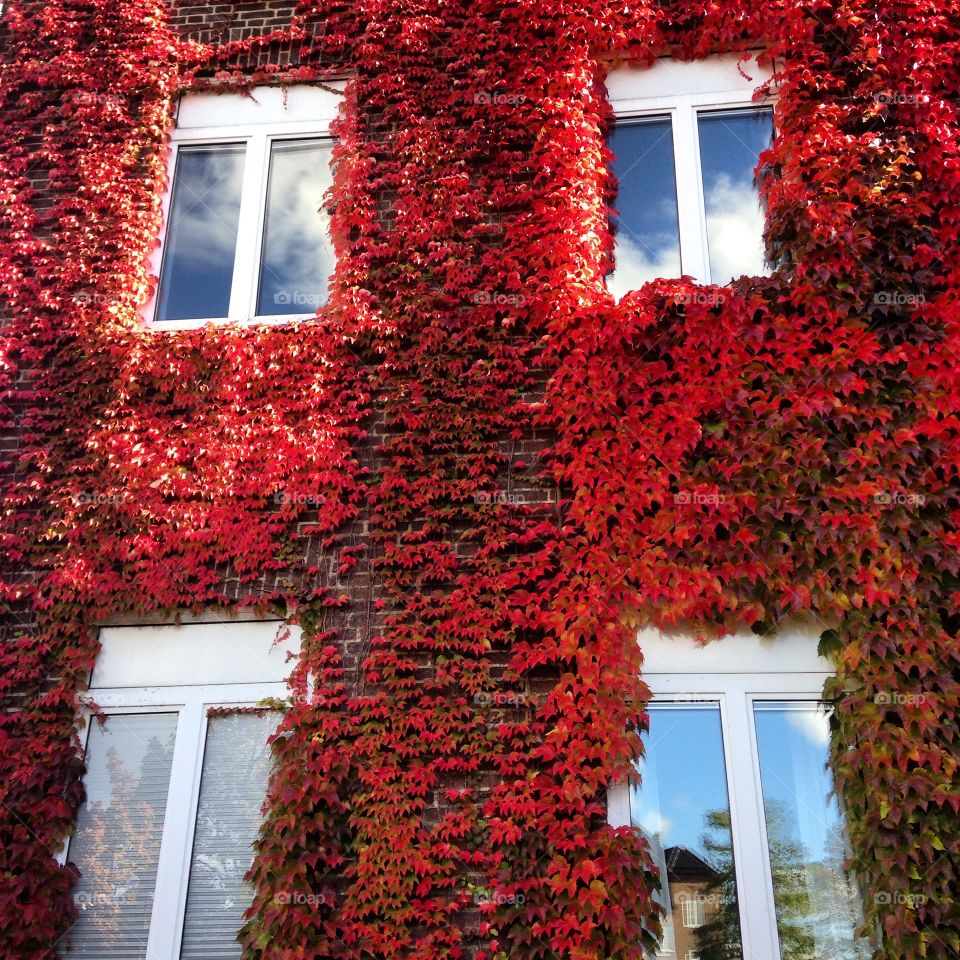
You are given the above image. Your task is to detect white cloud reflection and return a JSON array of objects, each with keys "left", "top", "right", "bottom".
[
  {"left": 607, "top": 177, "right": 767, "bottom": 296},
  {"left": 169, "top": 170, "right": 243, "bottom": 271},
  {"left": 635, "top": 807, "right": 674, "bottom": 844},
  {"left": 258, "top": 141, "right": 336, "bottom": 315},
  {"left": 608, "top": 230, "right": 682, "bottom": 299},
  {"left": 157, "top": 147, "right": 245, "bottom": 321},
  {"left": 703, "top": 172, "right": 767, "bottom": 285},
  {"left": 786, "top": 707, "right": 832, "bottom": 748}
]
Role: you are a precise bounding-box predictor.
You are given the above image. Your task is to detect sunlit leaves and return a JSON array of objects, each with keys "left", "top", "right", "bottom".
[{"left": 2, "top": 1, "right": 959, "bottom": 959}]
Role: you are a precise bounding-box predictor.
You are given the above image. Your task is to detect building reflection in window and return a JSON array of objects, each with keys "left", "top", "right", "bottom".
[
  {"left": 754, "top": 702, "right": 872, "bottom": 960},
  {"left": 631, "top": 703, "right": 744, "bottom": 960}
]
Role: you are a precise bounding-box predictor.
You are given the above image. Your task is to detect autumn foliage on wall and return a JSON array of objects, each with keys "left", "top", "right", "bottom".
[{"left": 1, "top": 0, "right": 958, "bottom": 958}]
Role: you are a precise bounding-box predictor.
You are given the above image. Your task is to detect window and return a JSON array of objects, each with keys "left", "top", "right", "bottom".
[
  {"left": 607, "top": 54, "right": 775, "bottom": 296},
  {"left": 147, "top": 86, "right": 341, "bottom": 329},
  {"left": 60, "top": 619, "right": 300, "bottom": 958},
  {"left": 609, "top": 626, "right": 872, "bottom": 960},
  {"left": 681, "top": 898, "right": 704, "bottom": 929},
  {"left": 656, "top": 924, "right": 676, "bottom": 956}
]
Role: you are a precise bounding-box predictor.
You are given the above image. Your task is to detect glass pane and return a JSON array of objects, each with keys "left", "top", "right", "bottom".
[
  {"left": 179, "top": 712, "right": 278, "bottom": 960},
  {"left": 754, "top": 702, "right": 871, "bottom": 960},
  {"left": 632, "top": 704, "right": 744, "bottom": 959},
  {"left": 156, "top": 145, "right": 245, "bottom": 322},
  {"left": 65, "top": 713, "right": 178, "bottom": 958},
  {"left": 608, "top": 117, "right": 682, "bottom": 297},
  {"left": 256, "top": 139, "right": 335, "bottom": 316},
  {"left": 697, "top": 108, "right": 773, "bottom": 284}
]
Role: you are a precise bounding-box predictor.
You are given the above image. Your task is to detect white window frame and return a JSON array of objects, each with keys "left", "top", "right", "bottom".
[
  {"left": 656, "top": 924, "right": 676, "bottom": 956},
  {"left": 60, "top": 619, "right": 297, "bottom": 959},
  {"left": 144, "top": 85, "right": 343, "bottom": 331},
  {"left": 681, "top": 898, "right": 704, "bottom": 928},
  {"left": 608, "top": 624, "right": 837, "bottom": 960},
  {"left": 607, "top": 53, "right": 775, "bottom": 286}
]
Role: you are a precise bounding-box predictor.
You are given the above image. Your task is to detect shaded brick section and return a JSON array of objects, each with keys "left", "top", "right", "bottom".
[
  {"left": 171, "top": 0, "right": 298, "bottom": 43},
  {"left": 171, "top": 0, "right": 347, "bottom": 75}
]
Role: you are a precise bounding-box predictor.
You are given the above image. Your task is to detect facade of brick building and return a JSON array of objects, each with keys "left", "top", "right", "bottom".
[{"left": 1, "top": 1, "right": 957, "bottom": 960}]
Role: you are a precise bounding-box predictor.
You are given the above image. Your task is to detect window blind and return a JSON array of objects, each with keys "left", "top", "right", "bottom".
[
  {"left": 178, "top": 712, "right": 277, "bottom": 959},
  {"left": 65, "top": 713, "right": 178, "bottom": 958}
]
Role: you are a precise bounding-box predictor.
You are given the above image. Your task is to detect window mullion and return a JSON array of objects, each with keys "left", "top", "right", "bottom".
[
  {"left": 169, "top": 705, "right": 213, "bottom": 960},
  {"left": 227, "top": 134, "right": 268, "bottom": 323},
  {"left": 145, "top": 700, "right": 205, "bottom": 960},
  {"left": 721, "top": 686, "right": 782, "bottom": 960},
  {"left": 607, "top": 778, "right": 631, "bottom": 829},
  {"left": 248, "top": 134, "right": 276, "bottom": 320},
  {"left": 672, "top": 102, "right": 710, "bottom": 284}
]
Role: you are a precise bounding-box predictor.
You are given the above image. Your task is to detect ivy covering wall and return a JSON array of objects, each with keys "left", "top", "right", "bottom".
[{"left": 0, "top": 1, "right": 957, "bottom": 958}]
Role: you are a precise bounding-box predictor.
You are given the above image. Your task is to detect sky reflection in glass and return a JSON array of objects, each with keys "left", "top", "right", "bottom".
[
  {"left": 156, "top": 146, "right": 245, "bottom": 322},
  {"left": 608, "top": 118, "right": 682, "bottom": 298},
  {"left": 257, "top": 139, "right": 335, "bottom": 316},
  {"left": 632, "top": 704, "right": 744, "bottom": 959},
  {"left": 698, "top": 107, "right": 773, "bottom": 284},
  {"left": 754, "top": 702, "right": 871, "bottom": 960}
]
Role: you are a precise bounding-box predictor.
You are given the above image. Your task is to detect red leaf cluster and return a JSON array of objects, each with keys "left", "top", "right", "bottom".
[{"left": 1, "top": 1, "right": 958, "bottom": 959}]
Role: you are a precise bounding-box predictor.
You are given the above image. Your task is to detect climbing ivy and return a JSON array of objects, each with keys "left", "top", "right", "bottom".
[{"left": 0, "top": 1, "right": 957, "bottom": 959}]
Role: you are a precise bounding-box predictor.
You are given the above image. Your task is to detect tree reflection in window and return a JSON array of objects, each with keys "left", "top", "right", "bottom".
[
  {"left": 631, "top": 704, "right": 744, "bottom": 960},
  {"left": 633, "top": 700, "right": 870, "bottom": 960},
  {"left": 65, "top": 714, "right": 178, "bottom": 957},
  {"left": 754, "top": 703, "right": 872, "bottom": 960},
  {"left": 691, "top": 805, "right": 813, "bottom": 960}
]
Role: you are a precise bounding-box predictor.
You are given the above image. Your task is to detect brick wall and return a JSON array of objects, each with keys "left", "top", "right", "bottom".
[
  {"left": 0, "top": 2, "right": 568, "bottom": 955},
  {"left": 171, "top": 0, "right": 346, "bottom": 75}
]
